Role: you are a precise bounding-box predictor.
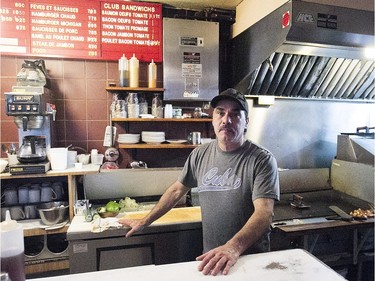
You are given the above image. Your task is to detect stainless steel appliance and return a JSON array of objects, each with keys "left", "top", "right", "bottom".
[
  {"left": 231, "top": 1, "right": 374, "bottom": 100},
  {"left": 163, "top": 18, "right": 219, "bottom": 101},
  {"left": 5, "top": 85, "right": 55, "bottom": 149},
  {"left": 5, "top": 85, "right": 56, "bottom": 174}
]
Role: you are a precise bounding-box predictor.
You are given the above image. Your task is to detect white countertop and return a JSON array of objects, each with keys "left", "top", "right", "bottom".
[{"left": 28, "top": 248, "right": 345, "bottom": 281}]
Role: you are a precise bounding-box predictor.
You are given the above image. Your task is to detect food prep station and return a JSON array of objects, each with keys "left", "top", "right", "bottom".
[{"left": 66, "top": 132, "right": 374, "bottom": 279}]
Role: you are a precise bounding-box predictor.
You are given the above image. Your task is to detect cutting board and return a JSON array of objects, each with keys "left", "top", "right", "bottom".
[{"left": 119, "top": 206, "right": 202, "bottom": 225}]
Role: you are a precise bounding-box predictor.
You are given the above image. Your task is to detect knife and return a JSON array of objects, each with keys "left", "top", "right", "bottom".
[{"left": 329, "top": 206, "right": 353, "bottom": 221}]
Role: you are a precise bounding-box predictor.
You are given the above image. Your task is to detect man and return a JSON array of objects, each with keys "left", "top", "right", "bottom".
[{"left": 118, "top": 88, "right": 280, "bottom": 276}]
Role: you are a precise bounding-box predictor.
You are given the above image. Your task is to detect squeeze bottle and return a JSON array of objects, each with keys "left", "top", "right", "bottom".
[
  {"left": 148, "top": 59, "right": 157, "bottom": 88},
  {"left": 129, "top": 54, "right": 139, "bottom": 88},
  {"left": 0, "top": 211, "right": 25, "bottom": 281},
  {"left": 118, "top": 54, "right": 129, "bottom": 87}
]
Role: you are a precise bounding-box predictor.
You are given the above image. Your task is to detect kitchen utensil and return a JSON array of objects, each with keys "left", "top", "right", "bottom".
[
  {"left": 24, "top": 205, "right": 38, "bottom": 219},
  {"left": 2, "top": 188, "right": 18, "bottom": 205},
  {"left": 17, "top": 59, "right": 47, "bottom": 87},
  {"left": 51, "top": 182, "right": 64, "bottom": 200},
  {"left": 17, "top": 135, "right": 47, "bottom": 163},
  {"left": 96, "top": 207, "right": 119, "bottom": 218},
  {"left": 37, "top": 201, "right": 69, "bottom": 225},
  {"left": 329, "top": 205, "right": 353, "bottom": 221},
  {"left": 40, "top": 186, "right": 57, "bottom": 202},
  {"left": 9, "top": 206, "right": 25, "bottom": 220},
  {"left": 18, "top": 185, "right": 29, "bottom": 204},
  {"left": 28, "top": 186, "right": 41, "bottom": 203},
  {"left": 187, "top": 132, "right": 201, "bottom": 145}
]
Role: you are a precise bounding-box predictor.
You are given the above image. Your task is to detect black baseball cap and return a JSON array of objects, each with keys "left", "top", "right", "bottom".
[{"left": 211, "top": 88, "right": 248, "bottom": 116}]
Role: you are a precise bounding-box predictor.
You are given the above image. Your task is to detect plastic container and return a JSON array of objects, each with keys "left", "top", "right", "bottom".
[
  {"left": 91, "top": 154, "right": 104, "bottom": 165},
  {"left": 0, "top": 211, "right": 25, "bottom": 281},
  {"left": 118, "top": 54, "right": 129, "bottom": 87},
  {"left": 48, "top": 148, "right": 68, "bottom": 171},
  {"left": 148, "top": 59, "right": 157, "bottom": 88},
  {"left": 164, "top": 104, "right": 173, "bottom": 118},
  {"left": 129, "top": 54, "right": 139, "bottom": 87}
]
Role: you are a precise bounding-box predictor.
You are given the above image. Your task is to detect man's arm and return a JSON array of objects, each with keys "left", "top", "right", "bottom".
[
  {"left": 196, "top": 197, "right": 275, "bottom": 275},
  {"left": 118, "top": 180, "right": 190, "bottom": 237}
]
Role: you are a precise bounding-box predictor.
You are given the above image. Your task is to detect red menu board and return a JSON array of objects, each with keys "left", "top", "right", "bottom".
[{"left": 0, "top": 0, "right": 162, "bottom": 62}]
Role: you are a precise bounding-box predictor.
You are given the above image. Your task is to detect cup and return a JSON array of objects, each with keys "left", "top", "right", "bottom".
[
  {"left": 67, "top": 150, "right": 78, "bottom": 167},
  {"left": 48, "top": 147, "right": 68, "bottom": 171},
  {"left": 10, "top": 206, "right": 25, "bottom": 220},
  {"left": 52, "top": 182, "right": 64, "bottom": 200},
  {"left": 91, "top": 154, "right": 104, "bottom": 165},
  {"left": 29, "top": 186, "right": 41, "bottom": 203},
  {"left": 1, "top": 207, "right": 10, "bottom": 221},
  {"left": 164, "top": 104, "right": 173, "bottom": 118},
  {"left": 2, "top": 188, "right": 18, "bottom": 205},
  {"left": 24, "top": 205, "right": 38, "bottom": 219},
  {"left": 77, "top": 154, "right": 90, "bottom": 165},
  {"left": 18, "top": 185, "right": 29, "bottom": 204},
  {"left": 188, "top": 132, "right": 201, "bottom": 145},
  {"left": 7, "top": 153, "right": 19, "bottom": 165},
  {"left": 40, "top": 186, "right": 57, "bottom": 202}
]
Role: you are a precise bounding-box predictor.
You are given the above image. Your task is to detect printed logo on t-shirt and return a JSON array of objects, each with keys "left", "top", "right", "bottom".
[{"left": 197, "top": 167, "right": 241, "bottom": 192}]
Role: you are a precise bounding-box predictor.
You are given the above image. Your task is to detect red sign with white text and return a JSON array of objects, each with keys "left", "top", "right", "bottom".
[{"left": 0, "top": 0, "right": 162, "bottom": 62}]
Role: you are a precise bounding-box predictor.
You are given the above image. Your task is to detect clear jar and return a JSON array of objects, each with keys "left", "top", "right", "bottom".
[
  {"left": 139, "top": 93, "right": 148, "bottom": 115},
  {"left": 151, "top": 93, "right": 163, "bottom": 118},
  {"left": 127, "top": 93, "right": 139, "bottom": 118}
]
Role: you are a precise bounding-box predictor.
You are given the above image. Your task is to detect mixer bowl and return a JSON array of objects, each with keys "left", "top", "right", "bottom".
[{"left": 37, "top": 201, "right": 69, "bottom": 225}]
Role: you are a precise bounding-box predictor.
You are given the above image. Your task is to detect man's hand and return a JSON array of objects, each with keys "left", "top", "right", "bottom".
[
  {"left": 118, "top": 218, "right": 146, "bottom": 237},
  {"left": 196, "top": 243, "right": 240, "bottom": 276}
]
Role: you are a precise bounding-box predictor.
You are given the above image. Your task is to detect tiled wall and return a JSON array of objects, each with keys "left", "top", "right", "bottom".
[{"left": 1, "top": 55, "right": 211, "bottom": 168}]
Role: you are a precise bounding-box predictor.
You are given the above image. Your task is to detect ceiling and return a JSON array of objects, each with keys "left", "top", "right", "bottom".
[{"left": 138, "top": 0, "right": 243, "bottom": 10}]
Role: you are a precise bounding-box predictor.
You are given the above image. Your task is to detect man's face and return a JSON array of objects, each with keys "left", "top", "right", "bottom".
[{"left": 212, "top": 99, "right": 248, "bottom": 147}]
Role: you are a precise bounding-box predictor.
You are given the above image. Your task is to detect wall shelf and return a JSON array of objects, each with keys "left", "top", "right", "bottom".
[
  {"left": 106, "top": 87, "right": 164, "bottom": 92},
  {"left": 118, "top": 143, "right": 198, "bottom": 149},
  {"left": 112, "top": 117, "right": 212, "bottom": 122}
]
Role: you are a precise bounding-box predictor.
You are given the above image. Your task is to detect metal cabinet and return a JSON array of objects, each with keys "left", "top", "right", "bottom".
[{"left": 68, "top": 227, "right": 203, "bottom": 273}]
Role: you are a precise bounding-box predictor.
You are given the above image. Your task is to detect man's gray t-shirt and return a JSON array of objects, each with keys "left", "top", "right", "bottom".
[{"left": 178, "top": 140, "right": 279, "bottom": 254}]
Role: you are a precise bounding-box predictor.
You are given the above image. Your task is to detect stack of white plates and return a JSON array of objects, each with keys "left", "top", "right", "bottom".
[
  {"left": 118, "top": 134, "right": 140, "bottom": 144},
  {"left": 141, "top": 131, "right": 165, "bottom": 144}
]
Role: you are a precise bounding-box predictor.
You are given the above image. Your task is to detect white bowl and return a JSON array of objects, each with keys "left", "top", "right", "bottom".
[{"left": 0, "top": 159, "right": 8, "bottom": 173}]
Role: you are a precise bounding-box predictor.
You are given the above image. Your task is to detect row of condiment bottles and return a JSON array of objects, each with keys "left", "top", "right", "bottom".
[{"left": 118, "top": 54, "right": 157, "bottom": 88}]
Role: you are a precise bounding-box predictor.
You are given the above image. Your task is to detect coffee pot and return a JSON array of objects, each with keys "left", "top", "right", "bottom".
[
  {"left": 16, "top": 59, "right": 48, "bottom": 87},
  {"left": 17, "top": 135, "right": 47, "bottom": 163}
]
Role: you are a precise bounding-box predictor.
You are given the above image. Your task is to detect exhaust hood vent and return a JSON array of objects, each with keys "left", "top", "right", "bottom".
[
  {"left": 247, "top": 51, "right": 375, "bottom": 100},
  {"left": 232, "top": 1, "right": 374, "bottom": 100}
]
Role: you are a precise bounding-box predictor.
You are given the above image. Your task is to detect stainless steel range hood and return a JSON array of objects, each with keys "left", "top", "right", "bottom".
[{"left": 231, "top": 1, "right": 375, "bottom": 100}]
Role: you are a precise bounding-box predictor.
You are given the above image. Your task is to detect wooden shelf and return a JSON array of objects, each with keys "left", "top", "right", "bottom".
[
  {"left": 106, "top": 86, "right": 164, "bottom": 92},
  {"left": 118, "top": 143, "right": 198, "bottom": 149},
  {"left": 112, "top": 117, "right": 212, "bottom": 122},
  {"left": 23, "top": 224, "right": 70, "bottom": 237}
]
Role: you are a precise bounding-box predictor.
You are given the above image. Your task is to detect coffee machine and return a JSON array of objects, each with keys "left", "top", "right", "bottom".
[{"left": 5, "top": 85, "right": 56, "bottom": 174}]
